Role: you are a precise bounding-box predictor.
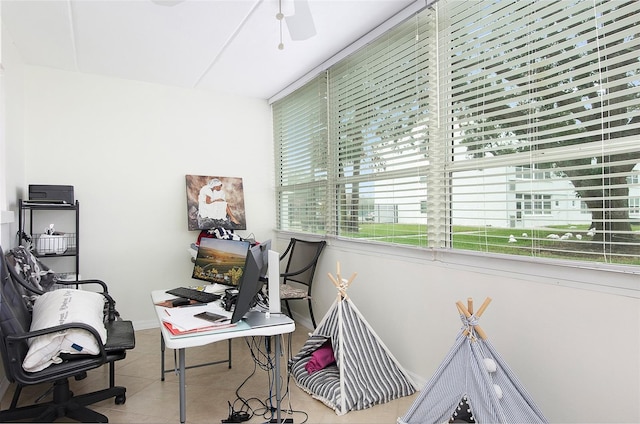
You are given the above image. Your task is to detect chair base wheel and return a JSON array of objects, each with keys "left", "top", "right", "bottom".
[{"left": 115, "top": 394, "right": 126, "bottom": 405}]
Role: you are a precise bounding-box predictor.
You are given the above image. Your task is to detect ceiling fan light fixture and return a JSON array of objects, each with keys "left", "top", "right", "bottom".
[{"left": 285, "top": 0, "right": 316, "bottom": 41}]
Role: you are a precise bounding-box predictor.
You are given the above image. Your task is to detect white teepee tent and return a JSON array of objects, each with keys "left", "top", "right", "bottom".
[
  {"left": 289, "top": 264, "right": 417, "bottom": 415},
  {"left": 399, "top": 298, "right": 547, "bottom": 424}
]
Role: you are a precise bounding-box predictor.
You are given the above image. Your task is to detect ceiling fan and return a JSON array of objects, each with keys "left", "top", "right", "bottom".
[
  {"left": 277, "top": 0, "right": 317, "bottom": 49},
  {"left": 151, "top": 0, "right": 316, "bottom": 50}
]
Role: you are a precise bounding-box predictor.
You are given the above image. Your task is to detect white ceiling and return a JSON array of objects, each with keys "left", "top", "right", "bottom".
[{"left": 2, "top": 0, "right": 418, "bottom": 99}]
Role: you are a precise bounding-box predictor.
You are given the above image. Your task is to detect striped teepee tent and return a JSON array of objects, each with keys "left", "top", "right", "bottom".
[
  {"left": 399, "top": 298, "right": 547, "bottom": 424},
  {"left": 289, "top": 264, "right": 417, "bottom": 415}
]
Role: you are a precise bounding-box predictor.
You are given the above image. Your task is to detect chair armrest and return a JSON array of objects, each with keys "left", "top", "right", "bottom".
[
  {"left": 280, "top": 263, "right": 316, "bottom": 278},
  {"left": 101, "top": 292, "right": 119, "bottom": 322},
  {"left": 6, "top": 322, "right": 108, "bottom": 361},
  {"left": 104, "top": 320, "right": 136, "bottom": 351},
  {"left": 4, "top": 322, "right": 109, "bottom": 386},
  {"left": 55, "top": 278, "right": 109, "bottom": 293},
  {"left": 17, "top": 276, "right": 119, "bottom": 322}
]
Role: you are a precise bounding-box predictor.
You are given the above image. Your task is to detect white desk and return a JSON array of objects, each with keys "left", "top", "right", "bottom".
[{"left": 151, "top": 289, "right": 295, "bottom": 424}]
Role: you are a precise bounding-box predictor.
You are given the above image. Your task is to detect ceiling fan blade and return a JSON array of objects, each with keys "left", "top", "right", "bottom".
[{"left": 285, "top": 0, "right": 317, "bottom": 41}]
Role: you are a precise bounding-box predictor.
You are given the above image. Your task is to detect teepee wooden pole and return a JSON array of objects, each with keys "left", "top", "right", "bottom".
[
  {"left": 328, "top": 273, "right": 341, "bottom": 288},
  {"left": 456, "top": 300, "right": 488, "bottom": 340},
  {"left": 467, "top": 298, "right": 473, "bottom": 315},
  {"left": 455, "top": 301, "right": 470, "bottom": 317},
  {"left": 456, "top": 303, "right": 472, "bottom": 338},
  {"left": 475, "top": 297, "right": 492, "bottom": 318},
  {"left": 328, "top": 262, "right": 355, "bottom": 299},
  {"left": 328, "top": 273, "right": 346, "bottom": 298}
]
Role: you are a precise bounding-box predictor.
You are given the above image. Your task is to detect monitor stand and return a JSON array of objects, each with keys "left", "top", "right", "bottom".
[{"left": 268, "top": 249, "right": 281, "bottom": 314}]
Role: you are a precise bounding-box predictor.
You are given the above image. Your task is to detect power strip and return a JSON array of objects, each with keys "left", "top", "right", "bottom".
[
  {"left": 269, "top": 419, "right": 293, "bottom": 424},
  {"left": 221, "top": 410, "right": 250, "bottom": 423}
]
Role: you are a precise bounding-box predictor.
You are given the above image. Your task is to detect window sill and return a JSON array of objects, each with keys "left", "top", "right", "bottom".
[{"left": 279, "top": 233, "right": 640, "bottom": 299}]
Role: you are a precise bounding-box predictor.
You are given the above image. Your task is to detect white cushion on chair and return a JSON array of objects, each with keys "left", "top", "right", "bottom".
[
  {"left": 23, "top": 289, "right": 107, "bottom": 372},
  {"left": 279, "top": 283, "right": 308, "bottom": 300}
]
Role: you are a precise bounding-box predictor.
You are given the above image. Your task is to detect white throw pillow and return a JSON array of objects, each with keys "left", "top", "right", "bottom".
[{"left": 23, "top": 289, "right": 107, "bottom": 372}]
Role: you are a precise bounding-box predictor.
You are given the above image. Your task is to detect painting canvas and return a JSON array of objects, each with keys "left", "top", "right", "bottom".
[
  {"left": 186, "top": 175, "right": 246, "bottom": 230},
  {"left": 192, "top": 238, "right": 250, "bottom": 286}
]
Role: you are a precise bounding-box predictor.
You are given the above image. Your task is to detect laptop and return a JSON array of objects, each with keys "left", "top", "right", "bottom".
[{"left": 242, "top": 310, "right": 293, "bottom": 328}]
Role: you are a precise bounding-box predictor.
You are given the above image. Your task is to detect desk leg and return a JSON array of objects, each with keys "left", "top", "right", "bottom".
[
  {"left": 160, "top": 333, "right": 166, "bottom": 381},
  {"left": 275, "top": 335, "right": 282, "bottom": 423},
  {"left": 178, "top": 348, "right": 186, "bottom": 424}
]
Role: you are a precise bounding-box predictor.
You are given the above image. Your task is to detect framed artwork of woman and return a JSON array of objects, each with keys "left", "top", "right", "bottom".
[{"left": 185, "top": 175, "right": 246, "bottom": 230}]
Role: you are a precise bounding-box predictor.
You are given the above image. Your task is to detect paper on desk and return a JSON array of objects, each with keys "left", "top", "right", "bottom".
[
  {"left": 162, "top": 306, "right": 229, "bottom": 331},
  {"left": 163, "top": 320, "right": 249, "bottom": 337}
]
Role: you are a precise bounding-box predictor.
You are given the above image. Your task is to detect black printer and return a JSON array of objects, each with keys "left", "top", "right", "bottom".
[{"left": 28, "top": 185, "right": 75, "bottom": 204}]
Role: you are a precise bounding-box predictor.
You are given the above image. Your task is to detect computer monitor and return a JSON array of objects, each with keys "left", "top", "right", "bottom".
[
  {"left": 192, "top": 238, "right": 250, "bottom": 286},
  {"left": 230, "top": 242, "right": 269, "bottom": 324}
]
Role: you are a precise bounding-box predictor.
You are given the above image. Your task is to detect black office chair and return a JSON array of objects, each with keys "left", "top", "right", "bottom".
[
  {"left": 279, "top": 238, "right": 326, "bottom": 328},
  {"left": 0, "top": 245, "right": 135, "bottom": 422},
  {"left": 5, "top": 247, "right": 133, "bottom": 389}
]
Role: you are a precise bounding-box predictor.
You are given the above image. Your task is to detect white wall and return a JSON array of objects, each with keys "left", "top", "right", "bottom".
[
  {"left": 276, "top": 237, "right": 639, "bottom": 424},
  {"left": 4, "top": 63, "right": 639, "bottom": 423},
  {"left": 17, "top": 66, "right": 274, "bottom": 328},
  {"left": 1, "top": 21, "right": 25, "bottom": 249}
]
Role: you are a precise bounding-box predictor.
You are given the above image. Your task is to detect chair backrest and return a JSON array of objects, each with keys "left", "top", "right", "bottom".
[
  {"left": 0, "top": 246, "right": 34, "bottom": 382},
  {"left": 280, "top": 238, "right": 326, "bottom": 289},
  {"left": 8, "top": 245, "right": 63, "bottom": 294},
  {"left": 6, "top": 249, "right": 46, "bottom": 295}
]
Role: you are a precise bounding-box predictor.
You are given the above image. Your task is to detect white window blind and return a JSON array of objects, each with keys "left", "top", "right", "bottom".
[
  {"left": 272, "top": 74, "right": 328, "bottom": 233},
  {"left": 444, "top": 0, "right": 640, "bottom": 264},
  {"left": 328, "top": 11, "right": 436, "bottom": 245},
  {"left": 273, "top": 0, "right": 640, "bottom": 267}
]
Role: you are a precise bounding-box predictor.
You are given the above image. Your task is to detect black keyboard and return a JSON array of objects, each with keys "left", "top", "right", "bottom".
[{"left": 165, "top": 287, "right": 220, "bottom": 303}]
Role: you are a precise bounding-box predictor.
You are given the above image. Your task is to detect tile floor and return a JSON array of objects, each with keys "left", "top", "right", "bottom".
[{"left": 1, "top": 325, "right": 418, "bottom": 423}]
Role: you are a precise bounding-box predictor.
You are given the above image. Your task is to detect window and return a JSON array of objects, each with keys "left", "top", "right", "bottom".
[
  {"left": 272, "top": 74, "right": 328, "bottom": 233},
  {"left": 446, "top": 0, "right": 640, "bottom": 264},
  {"left": 273, "top": 0, "right": 640, "bottom": 266},
  {"left": 516, "top": 194, "right": 552, "bottom": 215},
  {"left": 515, "top": 165, "right": 553, "bottom": 180},
  {"left": 326, "top": 11, "right": 436, "bottom": 246}
]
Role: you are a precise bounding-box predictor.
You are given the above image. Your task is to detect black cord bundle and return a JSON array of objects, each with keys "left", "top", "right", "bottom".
[
  {"left": 222, "top": 334, "right": 309, "bottom": 424},
  {"left": 221, "top": 400, "right": 250, "bottom": 423},
  {"left": 222, "top": 354, "right": 260, "bottom": 422}
]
